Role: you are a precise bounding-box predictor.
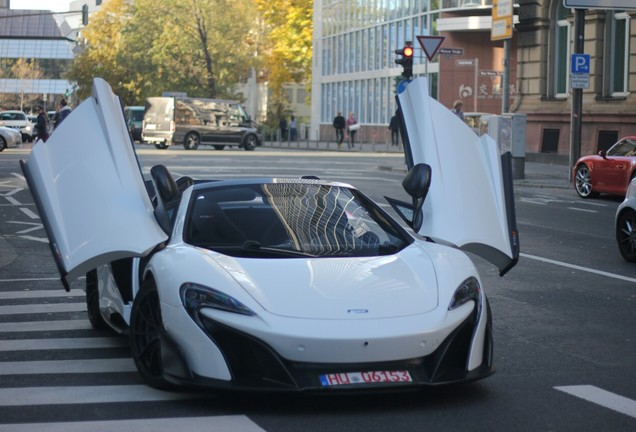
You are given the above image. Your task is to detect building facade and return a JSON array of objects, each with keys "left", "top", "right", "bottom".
[
  {"left": 516, "top": 1, "right": 636, "bottom": 159},
  {"left": 311, "top": 0, "right": 636, "bottom": 160}
]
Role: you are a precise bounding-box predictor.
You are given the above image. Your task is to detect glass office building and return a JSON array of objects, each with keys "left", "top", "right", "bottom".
[
  {"left": 0, "top": 6, "right": 76, "bottom": 109},
  {"left": 310, "top": 0, "right": 495, "bottom": 142}
]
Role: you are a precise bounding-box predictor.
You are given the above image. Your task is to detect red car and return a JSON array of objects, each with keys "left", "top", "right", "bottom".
[{"left": 573, "top": 136, "right": 636, "bottom": 198}]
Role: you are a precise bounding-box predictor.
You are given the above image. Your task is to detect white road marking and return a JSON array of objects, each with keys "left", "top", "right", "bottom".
[
  {"left": 0, "top": 416, "right": 265, "bottom": 432},
  {"left": 0, "top": 277, "right": 59, "bottom": 283},
  {"left": 521, "top": 253, "right": 636, "bottom": 284},
  {"left": 0, "top": 303, "right": 86, "bottom": 315},
  {"left": 0, "top": 290, "right": 83, "bottom": 299},
  {"left": 0, "top": 358, "right": 136, "bottom": 375},
  {"left": 567, "top": 207, "right": 597, "bottom": 213},
  {"left": 0, "top": 385, "right": 197, "bottom": 407},
  {"left": 7, "top": 220, "right": 43, "bottom": 234},
  {"left": 0, "top": 337, "right": 126, "bottom": 351},
  {"left": 19, "top": 207, "right": 39, "bottom": 219},
  {"left": 17, "top": 235, "right": 48, "bottom": 242},
  {"left": 0, "top": 319, "right": 92, "bottom": 332},
  {"left": 5, "top": 195, "right": 20, "bottom": 205},
  {"left": 555, "top": 385, "right": 636, "bottom": 419}
]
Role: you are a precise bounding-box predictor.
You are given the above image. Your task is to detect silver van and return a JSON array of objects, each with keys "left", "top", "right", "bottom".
[{"left": 142, "top": 97, "right": 261, "bottom": 151}]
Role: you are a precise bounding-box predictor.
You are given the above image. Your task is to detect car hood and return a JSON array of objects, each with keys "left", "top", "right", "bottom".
[
  {"left": 219, "top": 245, "right": 439, "bottom": 319},
  {"left": 20, "top": 79, "right": 167, "bottom": 289},
  {"left": 396, "top": 78, "right": 519, "bottom": 275}
]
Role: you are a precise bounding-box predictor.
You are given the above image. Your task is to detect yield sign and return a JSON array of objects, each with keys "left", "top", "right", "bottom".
[{"left": 417, "top": 36, "right": 445, "bottom": 61}]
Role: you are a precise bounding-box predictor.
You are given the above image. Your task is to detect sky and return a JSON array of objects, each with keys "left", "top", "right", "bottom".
[{"left": 10, "top": 1, "right": 72, "bottom": 12}]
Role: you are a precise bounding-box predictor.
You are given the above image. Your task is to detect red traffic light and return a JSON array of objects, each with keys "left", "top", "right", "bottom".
[{"left": 403, "top": 46, "right": 414, "bottom": 58}]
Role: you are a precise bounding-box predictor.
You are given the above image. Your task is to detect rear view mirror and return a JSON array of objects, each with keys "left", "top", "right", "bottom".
[{"left": 402, "top": 163, "right": 432, "bottom": 232}]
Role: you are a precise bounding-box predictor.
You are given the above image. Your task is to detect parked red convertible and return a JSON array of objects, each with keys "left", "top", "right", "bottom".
[{"left": 573, "top": 136, "right": 636, "bottom": 198}]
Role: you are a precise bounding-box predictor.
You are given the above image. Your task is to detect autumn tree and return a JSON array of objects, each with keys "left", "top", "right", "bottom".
[{"left": 11, "top": 59, "right": 44, "bottom": 110}]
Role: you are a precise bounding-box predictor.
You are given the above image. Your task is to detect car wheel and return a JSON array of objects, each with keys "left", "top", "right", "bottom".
[
  {"left": 184, "top": 133, "right": 200, "bottom": 150},
  {"left": 574, "top": 164, "right": 597, "bottom": 198},
  {"left": 617, "top": 209, "right": 636, "bottom": 262},
  {"left": 0, "top": 137, "right": 6, "bottom": 151},
  {"left": 86, "top": 269, "right": 108, "bottom": 330},
  {"left": 213, "top": 145, "right": 225, "bottom": 151},
  {"left": 243, "top": 134, "right": 257, "bottom": 151},
  {"left": 154, "top": 142, "right": 168, "bottom": 150},
  {"left": 130, "top": 278, "right": 175, "bottom": 390}
]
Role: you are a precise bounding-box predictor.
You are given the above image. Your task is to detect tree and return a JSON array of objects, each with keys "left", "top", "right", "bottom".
[{"left": 11, "top": 59, "right": 43, "bottom": 111}]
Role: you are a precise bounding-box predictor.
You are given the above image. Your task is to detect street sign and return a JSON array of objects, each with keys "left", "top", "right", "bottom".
[
  {"left": 571, "top": 54, "right": 590, "bottom": 74},
  {"left": 397, "top": 79, "right": 412, "bottom": 94},
  {"left": 570, "top": 53, "right": 590, "bottom": 89},
  {"left": 564, "top": 0, "right": 636, "bottom": 9},
  {"left": 492, "top": 0, "right": 513, "bottom": 41},
  {"left": 416, "top": 36, "right": 445, "bottom": 61},
  {"left": 439, "top": 48, "right": 463, "bottom": 56},
  {"left": 456, "top": 59, "right": 475, "bottom": 66}
]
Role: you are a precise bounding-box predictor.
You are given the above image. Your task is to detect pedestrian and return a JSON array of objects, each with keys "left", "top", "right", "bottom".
[
  {"left": 55, "top": 98, "right": 72, "bottom": 129},
  {"left": 389, "top": 111, "right": 400, "bottom": 146},
  {"left": 333, "top": 111, "right": 345, "bottom": 147},
  {"left": 279, "top": 117, "right": 287, "bottom": 141},
  {"left": 34, "top": 105, "right": 49, "bottom": 143},
  {"left": 451, "top": 100, "right": 465, "bottom": 121},
  {"left": 289, "top": 115, "right": 298, "bottom": 142},
  {"left": 346, "top": 112, "right": 358, "bottom": 149}
]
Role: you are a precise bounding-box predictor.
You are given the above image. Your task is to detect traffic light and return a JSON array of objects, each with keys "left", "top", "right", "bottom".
[
  {"left": 395, "top": 41, "right": 414, "bottom": 80},
  {"left": 81, "top": 4, "right": 88, "bottom": 26}
]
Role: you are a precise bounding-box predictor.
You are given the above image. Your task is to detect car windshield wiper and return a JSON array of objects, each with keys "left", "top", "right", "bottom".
[{"left": 235, "top": 240, "right": 319, "bottom": 258}]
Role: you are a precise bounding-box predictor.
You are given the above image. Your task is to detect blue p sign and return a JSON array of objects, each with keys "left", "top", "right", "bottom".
[{"left": 571, "top": 54, "right": 590, "bottom": 74}]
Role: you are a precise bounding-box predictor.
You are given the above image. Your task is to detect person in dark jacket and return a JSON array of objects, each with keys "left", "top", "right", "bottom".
[
  {"left": 55, "top": 99, "right": 72, "bottom": 129},
  {"left": 333, "top": 112, "right": 345, "bottom": 146},
  {"left": 34, "top": 105, "right": 49, "bottom": 142},
  {"left": 389, "top": 112, "right": 400, "bottom": 146}
]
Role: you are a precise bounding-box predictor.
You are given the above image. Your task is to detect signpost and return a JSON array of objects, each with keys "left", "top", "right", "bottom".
[
  {"left": 570, "top": 53, "right": 590, "bottom": 89},
  {"left": 492, "top": 0, "right": 513, "bottom": 113}
]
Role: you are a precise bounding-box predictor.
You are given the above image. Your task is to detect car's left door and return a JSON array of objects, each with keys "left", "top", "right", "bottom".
[
  {"left": 21, "top": 78, "right": 168, "bottom": 290},
  {"left": 594, "top": 138, "right": 636, "bottom": 194}
]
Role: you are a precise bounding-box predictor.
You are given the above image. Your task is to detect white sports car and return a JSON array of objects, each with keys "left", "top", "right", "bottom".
[{"left": 21, "top": 78, "right": 518, "bottom": 391}]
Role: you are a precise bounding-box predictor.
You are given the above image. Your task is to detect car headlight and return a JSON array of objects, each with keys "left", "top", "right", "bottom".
[
  {"left": 448, "top": 277, "right": 481, "bottom": 310},
  {"left": 180, "top": 282, "right": 255, "bottom": 318},
  {"left": 25, "top": 125, "right": 31, "bottom": 132}
]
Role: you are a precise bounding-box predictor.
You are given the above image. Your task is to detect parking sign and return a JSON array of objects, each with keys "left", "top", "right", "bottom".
[{"left": 571, "top": 54, "right": 590, "bottom": 74}]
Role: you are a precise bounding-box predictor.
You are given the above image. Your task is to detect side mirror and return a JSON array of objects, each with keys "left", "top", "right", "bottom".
[
  {"left": 402, "top": 163, "right": 432, "bottom": 232},
  {"left": 598, "top": 149, "right": 607, "bottom": 159}
]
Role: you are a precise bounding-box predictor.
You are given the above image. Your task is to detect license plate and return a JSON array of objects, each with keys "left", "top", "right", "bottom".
[
  {"left": 319, "top": 370, "right": 412, "bottom": 387},
  {"left": 145, "top": 124, "right": 156, "bottom": 130}
]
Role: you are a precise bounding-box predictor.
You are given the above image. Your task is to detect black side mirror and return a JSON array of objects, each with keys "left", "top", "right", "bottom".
[
  {"left": 402, "top": 163, "right": 432, "bottom": 232},
  {"left": 598, "top": 149, "right": 607, "bottom": 158}
]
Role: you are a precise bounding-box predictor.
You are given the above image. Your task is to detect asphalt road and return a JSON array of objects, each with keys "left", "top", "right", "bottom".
[{"left": 0, "top": 145, "right": 634, "bottom": 431}]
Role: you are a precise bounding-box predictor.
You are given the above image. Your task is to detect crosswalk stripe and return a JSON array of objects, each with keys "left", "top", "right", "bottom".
[
  {"left": 555, "top": 385, "right": 636, "bottom": 419},
  {"left": 0, "top": 319, "right": 93, "bottom": 332},
  {"left": 0, "top": 337, "right": 126, "bottom": 351},
  {"left": 0, "top": 303, "right": 86, "bottom": 315},
  {"left": 0, "top": 416, "right": 266, "bottom": 432},
  {"left": 0, "top": 358, "right": 136, "bottom": 375},
  {"left": 0, "top": 385, "right": 198, "bottom": 406},
  {"left": 0, "top": 290, "right": 84, "bottom": 299}
]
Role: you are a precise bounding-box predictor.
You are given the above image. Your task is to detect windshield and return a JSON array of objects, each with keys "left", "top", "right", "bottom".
[
  {"left": 0, "top": 112, "right": 26, "bottom": 121},
  {"left": 184, "top": 182, "right": 411, "bottom": 258}
]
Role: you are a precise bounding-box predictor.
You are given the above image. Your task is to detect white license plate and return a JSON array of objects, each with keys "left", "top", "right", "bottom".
[
  {"left": 145, "top": 124, "right": 156, "bottom": 130},
  {"left": 319, "top": 370, "right": 412, "bottom": 387}
]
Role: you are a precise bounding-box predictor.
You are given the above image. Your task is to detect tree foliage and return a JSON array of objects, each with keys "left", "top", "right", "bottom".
[{"left": 68, "top": 0, "right": 259, "bottom": 105}]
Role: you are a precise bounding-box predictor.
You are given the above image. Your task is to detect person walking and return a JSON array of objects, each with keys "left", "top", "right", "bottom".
[
  {"left": 34, "top": 105, "right": 49, "bottom": 143},
  {"left": 389, "top": 112, "right": 399, "bottom": 146},
  {"left": 55, "top": 98, "right": 72, "bottom": 129},
  {"left": 279, "top": 117, "right": 287, "bottom": 141},
  {"left": 346, "top": 112, "right": 358, "bottom": 149},
  {"left": 289, "top": 115, "right": 298, "bottom": 142},
  {"left": 451, "top": 100, "right": 465, "bottom": 121},
  {"left": 333, "top": 111, "right": 345, "bottom": 147}
]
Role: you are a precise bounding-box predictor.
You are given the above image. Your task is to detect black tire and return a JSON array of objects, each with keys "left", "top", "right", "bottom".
[
  {"left": 574, "top": 164, "right": 597, "bottom": 198},
  {"left": 243, "top": 134, "right": 257, "bottom": 151},
  {"left": 617, "top": 209, "right": 636, "bottom": 262},
  {"left": 129, "top": 278, "right": 175, "bottom": 390},
  {"left": 213, "top": 145, "right": 225, "bottom": 151},
  {"left": 0, "top": 136, "right": 6, "bottom": 151},
  {"left": 86, "top": 269, "right": 108, "bottom": 330},
  {"left": 184, "top": 132, "right": 200, "bottom": 150},
  {"left": 154, "top": 142, "right": 168, "bottom": 150}
]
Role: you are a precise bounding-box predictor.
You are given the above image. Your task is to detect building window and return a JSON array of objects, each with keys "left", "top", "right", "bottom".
[
  {"left": 552, "top": 4, "right": 571, "bottom": 98},
  {"left": 604, "top": 11, "right": 631, "bottom": 97}
]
